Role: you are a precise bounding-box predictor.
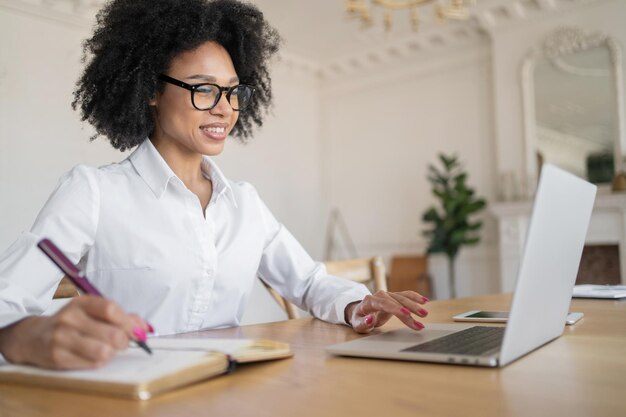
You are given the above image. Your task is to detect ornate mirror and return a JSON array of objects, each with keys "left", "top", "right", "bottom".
[{"left": 521, "top": 27, "right": 625, "bottom": 193}]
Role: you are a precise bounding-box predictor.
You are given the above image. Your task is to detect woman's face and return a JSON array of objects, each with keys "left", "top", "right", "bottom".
[{"left": 150, "top": 41, "right": 240, "bottom": 157}]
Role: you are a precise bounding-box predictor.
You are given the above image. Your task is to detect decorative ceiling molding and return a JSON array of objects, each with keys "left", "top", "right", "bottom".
[
  {"left": 0, "top": 0, "right": 610, "bottom": 80},
  {"left": 317, "top": 20, "right": 488, "bottom": 80},
  {"left": 471, "top": 0, "right": 606, "bottom": 33},
  {"left": 542, "top": 26, "right": 610, "bottom": 58},
  {"left": 275, "top": 52, "right": 323, "bottom": 78}
]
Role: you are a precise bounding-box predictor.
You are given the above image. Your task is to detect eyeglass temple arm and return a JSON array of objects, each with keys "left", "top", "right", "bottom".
[{"left": 158, "top": 74, "right": 191, "bottom": 89}]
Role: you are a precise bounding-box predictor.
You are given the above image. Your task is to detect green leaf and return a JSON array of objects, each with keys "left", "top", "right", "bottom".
[
  {"left": 433, "top": 189, "right": 446, "bottom": 199},
  {"left": 466, "top": 200, "right": 486, "bottom": 213},
  {"left": 450, "top": 230, "right": 466, "bottom": 245},
  {"left": 463, "top": 237, "right": 480, "bottom": 246},
  {"left": 454, "top": 173, "right": 467, "bottom": 188},
  {"left": 422, "top": 207, "right": 441, "bottom": 223},
  {"left": 467, "top": 221, "right": 483, "bottom": 231},
  {"left": 440, "top": 154, "right": 459, "bottom": 170}
]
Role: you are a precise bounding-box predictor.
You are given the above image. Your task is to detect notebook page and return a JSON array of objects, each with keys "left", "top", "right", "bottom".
[
  {"left": 0, "top": 349, "right": 212, "bottom": 384},
  {"left": 147, "top": 338, "right": 252, "bottom": 353}
]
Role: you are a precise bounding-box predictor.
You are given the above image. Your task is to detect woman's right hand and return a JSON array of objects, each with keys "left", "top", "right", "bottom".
[{"left": 0, "top": 296, "right": 150, "bottom": 370}]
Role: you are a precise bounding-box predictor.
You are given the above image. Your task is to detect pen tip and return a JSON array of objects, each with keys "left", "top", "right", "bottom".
[{"left": 137, "top": 340, "right": 153, "bottom": 355}]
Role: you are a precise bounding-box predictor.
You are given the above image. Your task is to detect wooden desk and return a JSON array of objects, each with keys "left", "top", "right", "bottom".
[{"left": 1, "top": 293, "right": 625, "bottom": 417}]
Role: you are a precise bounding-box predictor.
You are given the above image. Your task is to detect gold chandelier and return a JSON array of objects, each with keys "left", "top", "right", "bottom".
[{"left": 346, "top": 0, "right": 475, "bottom": 32}]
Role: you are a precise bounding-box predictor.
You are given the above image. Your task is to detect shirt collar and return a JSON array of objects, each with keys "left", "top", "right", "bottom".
[
  {"left": 201, "top": 155, "right": 238, "bottom": 208},
  {"left": 129, "top": 139, "right": 237, "bottom": 208}
]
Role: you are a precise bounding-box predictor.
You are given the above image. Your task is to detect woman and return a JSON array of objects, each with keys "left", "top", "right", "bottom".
[{"left": 0, "top": 0, "right": 429, "bottom": 370}]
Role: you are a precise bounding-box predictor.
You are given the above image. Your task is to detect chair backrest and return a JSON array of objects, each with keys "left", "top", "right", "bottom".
[
  {"left": 261, "top": 256, "right": 387, "bottom": 320},
  {"left": 388, "top": 255, "right": 432, "bottom": 298},
  {"left": 324, "top": 256, "right": 388, "bottom": 293}
]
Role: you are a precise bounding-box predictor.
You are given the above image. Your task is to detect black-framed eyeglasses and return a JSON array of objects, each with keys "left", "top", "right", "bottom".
[{"left": 158, "top": 74, "right": 256, "bottom": 111}]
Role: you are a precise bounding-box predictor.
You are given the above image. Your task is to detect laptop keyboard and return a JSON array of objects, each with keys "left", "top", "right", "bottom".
[{"left": 401, "top": 326, "right": 505, "bottom": 356}]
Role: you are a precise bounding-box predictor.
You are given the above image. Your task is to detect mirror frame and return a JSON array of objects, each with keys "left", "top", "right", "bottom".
[{"left": 521, "top": 26, "right": 625, "bottom": 195}]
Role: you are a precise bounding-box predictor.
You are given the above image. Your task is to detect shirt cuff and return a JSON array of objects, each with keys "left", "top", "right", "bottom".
[{"left": 0, "top": 313, "right": 29, "bottom": 330}]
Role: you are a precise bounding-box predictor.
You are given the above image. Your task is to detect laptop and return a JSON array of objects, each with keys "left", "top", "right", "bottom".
[{"left": 327, "top": 164, "right": 597, "bottom": 367}]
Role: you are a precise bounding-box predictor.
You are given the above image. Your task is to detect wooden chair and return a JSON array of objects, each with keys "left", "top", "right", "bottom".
[
  {"left": 260, "top": 282, "right": 302, "bottom": 320},
  {"left": 261, "top": 256, "right": 387, "bottom": 320},
  {"left": 53, "top": 276, "right": 79, "bottom": 299},
  {"left": 388, "top": 255, "right": 433, "bottom": 299},
  {"left": 325, "top": 256, "right": 387, "bottom": 293}
]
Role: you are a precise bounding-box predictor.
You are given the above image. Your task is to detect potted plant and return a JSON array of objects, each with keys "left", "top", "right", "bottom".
[{"left": 422, "top": 154, "right": 486, "bottom": 298}]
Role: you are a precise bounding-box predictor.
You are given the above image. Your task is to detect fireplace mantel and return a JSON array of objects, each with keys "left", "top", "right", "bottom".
[{"left": 491, "top": 192, "right": 626, "bottom": 291}]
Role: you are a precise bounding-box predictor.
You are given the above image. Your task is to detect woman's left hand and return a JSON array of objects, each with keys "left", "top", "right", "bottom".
[{"left": 345, "top": 290, "right": 430, "bottom": 333}]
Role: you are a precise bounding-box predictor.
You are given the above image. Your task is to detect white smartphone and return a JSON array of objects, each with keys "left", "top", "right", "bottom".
[{"left": 453, "top": 310, "right": 584, "bottom": 325}]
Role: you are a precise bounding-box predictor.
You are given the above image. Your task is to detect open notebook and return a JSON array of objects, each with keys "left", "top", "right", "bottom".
[{"left": 0, "top": 338, "right": 292, "bottom": 400}]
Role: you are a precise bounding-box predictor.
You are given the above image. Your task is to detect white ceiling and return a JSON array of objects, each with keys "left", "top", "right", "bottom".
[
  {"left": 249, "top": 0, "right": 603, "bottom": 76},
  {"left": 3, "top": 0, "right": 613, "bottom": 147},
  {"left": 2, "top": 0, "right": 603, "bottom": 76},
  {"left": 250, "top": 0, "right": 486, "bottom": 64}
]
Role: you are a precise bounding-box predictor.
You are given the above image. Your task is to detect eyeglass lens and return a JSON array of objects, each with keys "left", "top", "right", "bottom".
[{"left": 194, "top": 84, "right": 253, "bottom": 111}]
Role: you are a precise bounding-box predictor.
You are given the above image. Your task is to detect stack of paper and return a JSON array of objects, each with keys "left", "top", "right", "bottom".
[{"left": 572, "top": 285, "right": 626, "bottom": 299}]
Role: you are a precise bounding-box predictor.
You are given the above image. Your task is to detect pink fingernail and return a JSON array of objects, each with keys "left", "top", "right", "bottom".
[
  {"left": 132, "top": 326, "right": 147, "bottom": 342},
  {"left": 422, "top": 297, "right": 430, "bottom": 303},
  {"left": 400, "top": 308, "right": 411, "bottom": 315},
  {"left": 146, "top": 322, "right": 155, "bottom": 334},
  {"left": 365, "top": 315, "right": 374, "bottom": 325},
  {"left": 418, "top": 308, "right": 429, "bottom": 316},
  {"left": 414, "top": 321, "right": 424, "bottom": 330}
]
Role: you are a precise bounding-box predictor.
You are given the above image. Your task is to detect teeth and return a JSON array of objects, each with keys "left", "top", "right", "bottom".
[{"left": 202, "top": 127, "right": 225, "bottom": 133}]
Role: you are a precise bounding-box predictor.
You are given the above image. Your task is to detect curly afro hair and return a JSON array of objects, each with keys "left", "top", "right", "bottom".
[{"left": 72, "top": 0, "right": 281, "bottom": 151}]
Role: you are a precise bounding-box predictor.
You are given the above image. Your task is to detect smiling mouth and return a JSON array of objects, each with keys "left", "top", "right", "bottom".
[
  {"left": 202, "top": 126, "right": 225, "bottom": 134},
  {"left": 199, "top": 125, "right": 228, "bottom": 141}
]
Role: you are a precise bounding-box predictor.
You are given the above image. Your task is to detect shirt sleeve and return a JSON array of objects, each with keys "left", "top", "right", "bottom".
[
  {"left": 253, "top": 188, "right": 371, "bottom": 325},
  {"left": 0, "top": 165, "right": 100, "bottom": 329}
]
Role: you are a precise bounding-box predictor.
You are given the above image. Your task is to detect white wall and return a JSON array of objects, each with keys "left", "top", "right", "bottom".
[
  {"left": 0, "top": 8, "right": 123, "bottom": 248},
  {"left": 322, "top": 44, "right": 501, "bottom": 298}
]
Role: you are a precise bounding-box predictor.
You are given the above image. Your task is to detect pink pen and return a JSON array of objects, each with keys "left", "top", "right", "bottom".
[{"left": 37, "top": 238, "right": 152, "bottom": 355}]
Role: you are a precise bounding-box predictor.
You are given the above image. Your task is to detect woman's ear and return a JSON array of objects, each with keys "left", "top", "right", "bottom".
[{"left": 149, "top": 95, "right": 157, "bottom": 106}]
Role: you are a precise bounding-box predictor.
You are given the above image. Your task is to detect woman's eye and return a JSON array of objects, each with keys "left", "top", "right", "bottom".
[{"left": 195, "top": 85, "right": 216, "bottom": 95}]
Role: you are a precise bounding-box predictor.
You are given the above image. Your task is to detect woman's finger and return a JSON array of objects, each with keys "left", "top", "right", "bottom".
[
  {"left": 66, "top": 296, "right": 126, "bottom": 325},
  {"left": 356, "top": 292, "right": 424, "bottom": 331},
  {"left": 42, "top": 345, "right": 103, "bottom": 370},
  {"left": 351, "top": 312, "right": 378, "bottom": 334},
  {"left": 55, "top": 307, "right": 130, "bottom": 350},
  {"left": 129, "top": 313, "right": 154, "bottom": 334},
  {"left": 374, "top": 292, "right": 425, "bottom": 331},
  {"left": 355, "top": 292, "right": 407, "bottom": 317},
  {"left": 65, "top": 296, "right": 146, "bottom": 344},
  {"left": 396, "top": 290, "right": 430, "bottom": 304},
  {"left": 387, "top": 292, "right": 429, "bottom": 318},
  {"left": 50, "top": 326, "right": 117, "bottom": 367}
]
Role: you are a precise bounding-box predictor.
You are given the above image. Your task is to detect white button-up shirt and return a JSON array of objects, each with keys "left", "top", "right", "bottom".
[{"left": 0, "top": 139, "right": 370, "bottom": 334}]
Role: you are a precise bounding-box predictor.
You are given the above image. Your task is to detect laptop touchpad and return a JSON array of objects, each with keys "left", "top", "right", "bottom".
[{"left": 364, "top": 324, "right": 471, "bottom": 346}]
